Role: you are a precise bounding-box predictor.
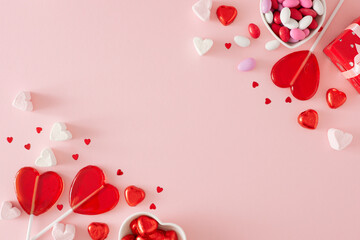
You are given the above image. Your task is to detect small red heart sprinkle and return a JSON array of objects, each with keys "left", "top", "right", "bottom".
[
  {"left": 84, "top": 139, "right": 91, "bottom": 145},
  {"left": 252, "top": 81, "right": 259, "bottom": 88},
  {"left": 265, "top": 98, "right": 271, "bottom": 105},
  {"left": 24, "top": 144, "right": 31, "bottom": 150},
  {"left": 36, "top": 127, "right": 42, "bottom": 134},
  {"left": 117, "top": 169, "right": 123, "bottom": 176},
  {"left": 72, "top": 154, "right": 79, "bottom": 160},
  {"left": 149, "top": 203, "right": 156, "bottom": 210},
  {"left": 7, "top": 137, "right": 13, "bottom": 143},
  {"left": 225, "top": 43, "right": 231, "bottom": 49},
  {"left": 298, "top": 109, "right": 318, "bottom": 130},
  {"left": 57, "top": 204, "right": 63, "bottom": 211},
  {"left": 156, "top": 186, "right": 163, "bottom": 193},
  {"left": 285, "top": 97, "right": 292, "bottom": 103}
]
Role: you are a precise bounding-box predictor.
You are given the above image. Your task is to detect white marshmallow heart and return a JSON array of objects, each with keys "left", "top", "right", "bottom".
[
  {"left": 0, "top": 201, "right": 21, "bottom": 220},
  {"left": 193, "top": 37, "right": 213, "bottom": 56},
  {"left": 50, "top": 122, "right": 72, "bottom": 141},
  {"left": 234, "top": 36, "right": 251, "bottom": 48},
  {"left": 328, "top": 128, "right": 353, "bottom": 151},
  {"left": 192, "top": 0, "right": 212, "bottom": 22},
  {"left": 52, "top": 223, "right": 75, "bottom": 240},
  {"left": 35, "top": 148, "right": 57, "bottom": 167},
  {"left": 12, "top": 91, "right": 33, "bottom": 111}
]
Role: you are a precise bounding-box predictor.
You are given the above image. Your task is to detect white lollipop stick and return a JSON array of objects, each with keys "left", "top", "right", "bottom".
[
  {"left": 31, "top": 185, "right": 104, "bottom": 240},
  {"left": 26, "top": 214, "right": 34, "bottom": 240},
  {"left": 290, "top": 0, "right": 345, "bottom": 86},
  {"left": 26, "top": 175, "right": 39, "bottom": 240}
]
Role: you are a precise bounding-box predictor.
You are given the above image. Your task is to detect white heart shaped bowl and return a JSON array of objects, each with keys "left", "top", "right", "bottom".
[
  {"left": 260, "top": 0, "right": 327, "bottom": 49},
  {"left": 119, "top": 212, "right": 187, "bottom": 240}
]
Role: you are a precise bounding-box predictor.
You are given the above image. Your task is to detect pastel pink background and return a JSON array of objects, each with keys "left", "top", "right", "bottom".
[{"left": 0, "top": 0, "right": 360, "bottom": 239}]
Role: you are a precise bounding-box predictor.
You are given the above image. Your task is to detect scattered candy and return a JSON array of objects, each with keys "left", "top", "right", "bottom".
[
  {"left": 193, "top": 37, "right": 213, "bottom": 56},
  {"left": 57, "top": 204, "right": 63, "bottom": 211},
  {"left": 72, "top": 154, "right": 79, "bottom": 160},
  {"left": 35, "top": 148, "right": 57, "bottom": 167},
  {"left": 36, "top": 127, "right": 43, "bottom": 134},
  {"left": 252, "top": 81, "right": 259, "bottom": 88},
  {"left": 265, "top": 98, "right": 271, "bottom": 104},
  {"left": 150, "top": 203, "right": 156, "bottom": 210},
  {"left": 12, "top": 91, "right": 33, "bottom": 111},
  {"left": 15, "top": 167, "right": 63, "bottom": 216},
  {"left": 0, "top": 201, "right": 21, "bottom": 220},
  {"left": 297, "top": 109, "right": 318, "bottom": 129},
  {"left": 7, "top": 137, "right": 13, "bottom": 143},
  {"left": 326, "top": 88, "right": 347, "bottom": 109},
  {"left": 157, "top": 186, "right": 163, "bottom": 193},
  {"left": 50, "top": 122, "right": 72, "bottom": 141},
  {"left": 225, "top": 43, "right": 232, "bottom": 49},
  {"left": 248, "top": 23, "right": 261, "bottom": 39},
  {"left": 52, "top": 223, "right": 75, "bottom": 240},
  {"left": 265, "top": 39, "right": 281, "bottom": 51},
  {"left": 84, "top": 138, "right": 91, "bottom": 145},
  {"left": 192, "top": 0, "right": 212, "bottom": 22},
  {"left": 125, "top": 186, "right": 146, "bottom": 207},
  {"left": 117, "top": 169, "right": 123, "bottom": 175},
  {"left": 24, "top": 143, "right": 31, "bottom": 150},
  {"left": 216, "top": 5, "right": 237, "bottom": 26},
  {"left": 328, "top": 128, "right": 353, "bottom": 151},
  {"left": 234, "top": 36, "right": 251, "bottom": 48},
  {"left": 285, "top": 96, "right": 292, "bottom": 103},
  {"left": 237, "top": 58, "right": 256, "bottom": 72},
  {"left": 88, "top": 222, "right": 109, "bottom": 240}
]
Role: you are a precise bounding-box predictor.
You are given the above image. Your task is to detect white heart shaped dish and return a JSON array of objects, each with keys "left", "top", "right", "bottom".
[
  {"left": 119, "top": 212, "right": 186, "bottom": 240},
  {"left": 260, "top": 0, "right": 327, "bottom": 49}
]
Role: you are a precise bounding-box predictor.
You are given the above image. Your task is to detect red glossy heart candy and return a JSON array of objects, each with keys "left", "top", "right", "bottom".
[
  {"left": 125, "top": 186, "right": 146, "bottom": 207},
  {"left": 15, "top": 167, "right": 63, "bottom": 216},
  {"left": 326, "top": 88, "right": 347, "bottom": 109},
  {"left": 148, "top": 229, "right": 166, "bottom": 240},
  {"left": 137, "top": 216, "right": 158, "bottom": 236},
  {"left": 298, "top": 109, "right": 318, "bottom": 130},
  {"left": 164, "top": 230, "right": 178, "bottom": 240},
  {"left": 88, "top": 222, "right": 109, "bottom": 240},
  {"left": 70, "top": 165, "right": 119, "bottom": 215},
  {"left": 130, "top": 218, "right": 140, "bottom": 235},
  {"left": 271, "top": 51, "right": 320, "bottom": 101},
  {"left": 122, "top": 234, "right": 136, "bottom": 240},
  {"left": 136, "top": 236, "right": 148, "bottom": 240},
  {"left": 216, "top": 5, "right": 237, "bottom": 26}
]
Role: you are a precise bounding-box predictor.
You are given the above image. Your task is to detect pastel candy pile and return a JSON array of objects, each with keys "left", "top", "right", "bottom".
[{"left": 261, "top": 0, "right": 324, "bottom": 42}]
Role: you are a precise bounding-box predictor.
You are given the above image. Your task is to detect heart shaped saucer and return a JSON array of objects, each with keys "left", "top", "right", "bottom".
[
  {"left": 259, "top": 0, "right": 327, "bottom": 49},
  {"left": 118, "top": 212, "right": 186, "bottom": 240}
]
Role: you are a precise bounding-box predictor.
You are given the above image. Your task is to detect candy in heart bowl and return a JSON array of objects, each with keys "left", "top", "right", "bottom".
[
  {"left": 260, "top": 0, "right": 327, "bottom": 48},
  {"left": 119, "top": 212, "right": 186, "bottom": 240}
]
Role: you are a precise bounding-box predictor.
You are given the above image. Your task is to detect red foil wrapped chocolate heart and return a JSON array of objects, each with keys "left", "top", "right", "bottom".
[
  {"left": 326, "top": 88, "right": 347, "bottom": 109},
  {"left": 88, "top": 222, "right": 109, "bottom": 240},
  {"left": 137, "top": 216, "right": 158, "bottom": 236},
  {"left": 216, "top": 5, "right": 237, "bottom": 26},
  {"left": 125, "top": 186, "right": 146, "bottom": 207},
  {"left": 70, "top": 165, "right": 119, "bottom": 215},
  {"left": 15, "top": 167, "right": 63, "bottom": 216},
  {"left": 298, "top": 109, "right": 319, "bottom": 130}
]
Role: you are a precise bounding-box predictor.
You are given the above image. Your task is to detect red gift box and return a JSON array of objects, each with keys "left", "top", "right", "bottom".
[{"left": 324, "top": 17, "right": 360, "bottom": 94}]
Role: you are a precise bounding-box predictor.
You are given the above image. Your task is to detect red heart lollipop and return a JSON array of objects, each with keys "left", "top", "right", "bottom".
[
  {"left": 70, "top": 165, "right": 119, "bottom": 215},
  {"left": 326, "top": 88, "right": 347, "bottom": 109},
  {"left": 298, "top": 109, "right": 318, "bottom": 130},
  {"left": 88, "top": 222, "right": 109, "bottom": 240},
  {"left": 15, "top": 167, "right": 63, "bottom": 216},
  {"left": 271, "top": 51, "right": 320, "bottom": 101},
  {"left": 125, "top": 186, "right": 145, "bottom": 207},
  {"left": 216, "top": 6, "right": 237, "bottom": 26}
]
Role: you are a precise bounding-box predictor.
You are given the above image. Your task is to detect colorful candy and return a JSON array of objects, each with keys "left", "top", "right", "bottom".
[
  {"left": 124, "top": 186, "right": 146, "bottom": 207},
  {"left": 248, "top": 23, "right": 261, "bottom": 39},
  {"left": 265, "top": 40, "right": 281, "bottom": 51},
  {"left": 88, "top": 222, "right": 109, "bottom": 240},
  {"left": 290, "top": 28, "right": 306, "bottom": 40},
  {"left": 237, "top": 58, "right": 256, "bottom": 72},
  {"left": 234, "top": 36, "right": 251, "bottom": 47},
  {"left": 326, "top": 88, "right": 347, "bottom": 109},
  {"left": 299, "top": 15, "right": 313, "bottom": 30},
  {"left": 216, "top": 5, "right": 237, "bottom": 26},
  {"left": 297, "top": 109, "right": 318, "bottom": 129}
]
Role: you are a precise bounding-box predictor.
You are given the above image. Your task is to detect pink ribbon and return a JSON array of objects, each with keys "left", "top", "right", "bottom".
[{"left": 342, "top": 23, "right": 360, "bottom": 79}]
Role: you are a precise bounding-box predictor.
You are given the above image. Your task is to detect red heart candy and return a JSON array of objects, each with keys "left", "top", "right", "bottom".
[
  {"left": 252, "top": 81, "right": 259, "bottom": 88},
  {"left": 15, "top": 167, "right": 63, "bottom": 216},
  {"left": 285, "top": 97, "right": 292, "bottom": 103},
  {"left": 130, "top": 218, "right": 140, "bottom": 235},
  {"left": 225, "top": 43, "right": 231, "bottom": 49},
  {"left": 156, "top": 186, "right": 163, "bottom": 193},
  {"left": 36, "top": 127, "right": 42, "bottom": 134},
  {"left": 265, "top": 98, "right": 271, "bottom": 105},
  {"left": 271, "top": 51, "right": 320, "bottom": 101},
  {"left": 88, "top": 222, "right": 109, "bottom": 240},
  {"left": 24, "top": 143, "right": 31, "bottom": 150},
  {"left": 125, "top": 186, "right": 145, "bottom": 207},
  {"left": 148, "top": 229, "right": 166, "bottom": 240},
  {"left": 298, "top": 109, "right": 318, "bottom": 130},
  {"left": 150, "top": 203, "right": 156, "bottom": 210},
  {"left": 70, "top": 165, "right": 119, "bottom": 215},
  {"left": 216, "top": 5, "right": 237, "bottom": 26},
  {"left": 72, "top": 154, "right": 79, "bottom": 160},
  {"left": 7, "top": 137, "right": 13, "bottom": 143},
  {"left": 326, "top": 88, "right": 347, "bottom": 109},
  {"left": 122, "top": 234, "right": 136, "bottom": 240},
  {"left": 57, "top": 204, "right": 63, "bottom": 211},
  {"left": 164, "top": 230, "right": 178, "bottom": 240},
  {"left": 84, "top": 138, "right": 91, "bottom": 145},
  {"left": 137, "top": 216, "right": 158, "bottom": 236},
  {"left": 117, "top": 169, "right": 124, "bottom": 176}
]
